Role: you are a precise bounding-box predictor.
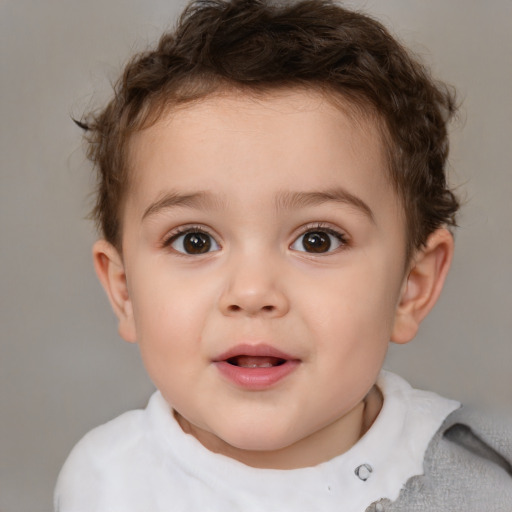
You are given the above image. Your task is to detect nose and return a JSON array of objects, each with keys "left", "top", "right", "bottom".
[{"left": 218, "top": 256, "right": 290, "bottom": 318}]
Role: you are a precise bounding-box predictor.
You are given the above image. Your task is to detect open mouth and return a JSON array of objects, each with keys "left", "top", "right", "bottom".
[
  {"left": 214, "top": 345, "right": 300, "bottom": 389},
  {"left": 226, "top": 356, "right": 287, "bottom": 368}
]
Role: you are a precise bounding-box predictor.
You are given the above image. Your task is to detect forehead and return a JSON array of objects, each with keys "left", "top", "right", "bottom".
[{"left": 125, "top": 88, "right": 401, "bottom": 227}]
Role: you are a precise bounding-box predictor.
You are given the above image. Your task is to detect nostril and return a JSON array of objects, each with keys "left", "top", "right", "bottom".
[{"left": 226, "top": 304, "right": 275, "bottom": 313}]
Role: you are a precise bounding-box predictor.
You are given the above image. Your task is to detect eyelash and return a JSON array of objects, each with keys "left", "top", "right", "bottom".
[
  {"left": 162, "top": 225, "right": 218, "bottom": 248},
  {"left": 291, "top": 223, "right": 349, "bottom": 253}
]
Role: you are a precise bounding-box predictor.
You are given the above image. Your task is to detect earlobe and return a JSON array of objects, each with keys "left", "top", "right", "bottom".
[
  {"left": 391, "top": 228, "right": 454, "bottom": 344},
  {"left": 92, "top": 239, "right": 137, "bottom": 343}
]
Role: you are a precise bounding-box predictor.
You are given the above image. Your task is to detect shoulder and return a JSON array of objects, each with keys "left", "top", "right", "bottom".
[
  {"left": 59, "top": 406, "right": 148, "bottom": 467},
  {"left": 442, "top": 405, "right": 512, "bottom": 465},
  {"left": 429, "top": 406, "right": 512, "bottom": 496},
  {"left": 373, "top": 405, "right": 512, "bottom": 512},
  {"left": 54, "top": 402, "right": 153, "bottom": 511}
]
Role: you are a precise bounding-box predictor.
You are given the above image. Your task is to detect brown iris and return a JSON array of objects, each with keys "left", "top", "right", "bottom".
[
  {"left": 302, "top": 231, "right": 331, "bottom": 253},
  {"left": 183, "top": 232, "right": 211, "bottom": 254}
]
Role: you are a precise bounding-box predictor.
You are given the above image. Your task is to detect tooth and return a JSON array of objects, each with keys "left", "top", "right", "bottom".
[
  {"left": 231, "top": 356, "right": 284, "bottom": 368},
  {"left": 245, "top": 362, "right": 273, "bottom": 368}
]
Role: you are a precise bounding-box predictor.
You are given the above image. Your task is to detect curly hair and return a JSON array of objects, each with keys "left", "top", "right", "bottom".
[{"left": 81, "top": 0, "right": 459, "bottom": 257}]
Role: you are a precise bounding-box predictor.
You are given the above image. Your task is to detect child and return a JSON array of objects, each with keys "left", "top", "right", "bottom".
[{"left": 55, "top": 0, "right": 512, "bottom": 510}]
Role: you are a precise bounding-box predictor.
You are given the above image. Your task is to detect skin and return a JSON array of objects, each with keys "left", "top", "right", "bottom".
[{"left": 94, "top": 89, "right": 454, "bottom": 469}]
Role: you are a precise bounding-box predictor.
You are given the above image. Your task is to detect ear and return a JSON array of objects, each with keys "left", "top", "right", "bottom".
[
  {"left": 92, "top": 239, "right": 137, "bottom": 343},
  {"left": 391, "top": 228, "right": 454, "bottom": 344}
]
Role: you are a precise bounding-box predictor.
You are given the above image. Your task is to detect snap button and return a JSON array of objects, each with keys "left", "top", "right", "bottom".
[{"left": 354, "top": 463, "right": 373, "bottom": 481}]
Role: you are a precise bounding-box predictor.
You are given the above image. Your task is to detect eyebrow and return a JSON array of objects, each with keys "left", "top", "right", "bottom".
[
  {"left": 142, "top": 187, "right": 374, "bottom": 223},
  {"left": 275, "top": 188, "right": 375, "bottom": 222},
  {"left": 142, "top": 191, "right": 223, "bottom": 220}
]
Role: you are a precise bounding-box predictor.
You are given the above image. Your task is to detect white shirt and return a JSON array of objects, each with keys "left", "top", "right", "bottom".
[{"left": 54, "top": 371, "right": 459, "bottom": 512}]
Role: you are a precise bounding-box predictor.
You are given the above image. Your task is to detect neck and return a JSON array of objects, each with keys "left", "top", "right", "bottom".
[{"left": 175, "top": 385, "right": 383, "bottom": 469}]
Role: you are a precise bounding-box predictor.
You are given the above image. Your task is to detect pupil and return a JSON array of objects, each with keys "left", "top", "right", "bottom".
[
  {"left": 183, "top": 232, "right": 211, "bottom": 254},
  {"left": 303, "top": 231, "right": 330, "bottom": 253}
]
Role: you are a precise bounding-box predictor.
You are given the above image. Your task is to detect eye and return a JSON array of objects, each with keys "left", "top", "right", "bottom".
[
  {"left": 168, "top": 230, "right": 220, "bottom": 255},
  {"left": 290, "top": 228, "right": 346, "bottom": 254}
]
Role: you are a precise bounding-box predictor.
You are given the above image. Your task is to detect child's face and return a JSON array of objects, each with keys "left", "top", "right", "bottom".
[{"left": 111, "top": 89, "right": 411, "bottom": 467}]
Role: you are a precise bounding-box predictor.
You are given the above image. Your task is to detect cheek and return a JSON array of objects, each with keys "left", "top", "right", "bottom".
[
  {"left": 304, "top": 263, "right": 399, "bottom": 331},
  {"left": 297, "top": 259, "right": 404, "bottom": 382},
  {"left": 129, "top": 266, "right": 218, "bottom": 357},
  {"left": 132, "top": 282, "right": 212, "bottom": 398}
]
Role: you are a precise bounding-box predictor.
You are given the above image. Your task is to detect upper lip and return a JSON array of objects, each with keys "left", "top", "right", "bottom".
[{"left": 212, "top": 343, "right": 298, "bottom": 362}]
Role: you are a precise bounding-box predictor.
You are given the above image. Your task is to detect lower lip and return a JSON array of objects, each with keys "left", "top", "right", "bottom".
[{"left": 214, "top": 360, "right": 300, "bottom": 390}]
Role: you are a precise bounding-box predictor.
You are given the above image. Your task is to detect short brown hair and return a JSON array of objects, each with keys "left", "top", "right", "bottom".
[{"left": 81, "top": 0, "right": 459, "bottom": 256}]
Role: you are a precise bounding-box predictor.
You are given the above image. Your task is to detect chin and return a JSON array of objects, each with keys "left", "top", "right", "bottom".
[{"left": 216, "top": 424, "right": 300, "bottom": 453}]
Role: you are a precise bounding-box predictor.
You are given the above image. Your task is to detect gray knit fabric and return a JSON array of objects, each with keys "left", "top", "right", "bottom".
[{"left": 365, "top": 406, "right": 512, "bottom": 511}]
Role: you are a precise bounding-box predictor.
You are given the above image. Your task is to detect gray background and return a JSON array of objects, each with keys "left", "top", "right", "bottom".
[{"left": 1, "top": 0, "right": 511, "bottom": 510}]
